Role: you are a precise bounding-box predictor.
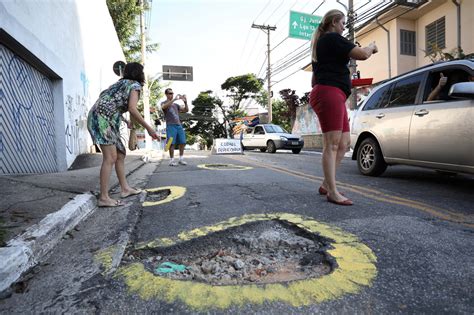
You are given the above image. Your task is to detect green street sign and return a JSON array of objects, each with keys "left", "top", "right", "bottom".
[{"left": 289, "top": 11, "right": 322, "bottom": 40}]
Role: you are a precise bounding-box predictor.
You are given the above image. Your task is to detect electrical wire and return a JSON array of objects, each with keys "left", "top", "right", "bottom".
[
  {"left": 254, "top": 0, "right": 272, "bottom": 22},
  {"left": 263, "top": 0, "right": 285, "bottom": 24},
  {"left": 270, "top": 2, "right": 415, "bottom": 85}
]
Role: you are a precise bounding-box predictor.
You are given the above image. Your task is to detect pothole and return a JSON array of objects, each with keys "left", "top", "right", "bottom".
[
  {"left": 125, "top": 220, "right": 335, "bottom": 285},
  {"left": 145, "top": 189, "right": 171, "bottom": 203},
  {"left": 197, "top": 163, "right": 252, "bottom": 170},
  {"left": 203, "top": 164, "right": 232, "bottom": 169}
]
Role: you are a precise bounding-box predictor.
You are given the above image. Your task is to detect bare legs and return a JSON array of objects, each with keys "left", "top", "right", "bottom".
[
  {"left": 98, "top": 145, "right": 118, "bottom": 205},
  {"left": 169, "top": 144, "right": 175, "bottom": 159},
  {"left": 99, "top": 145, "right": 137, "bottom": 206},
  {"left": 115, "top": 150, "right": 140, "bottom": 196},
  {"left": 321, "top": 131, "right": 351, "bottom": 203},
  {"left": 168, "top": 144, "right": 184, "bottom": 158}
]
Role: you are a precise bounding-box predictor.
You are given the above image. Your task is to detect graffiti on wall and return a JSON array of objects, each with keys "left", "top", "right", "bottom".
[
  {"left": 292, "top": 103, "right": 321, "bottom": 135},
  {"left": 0, "top": 44, "right": 56, "bottom": 174},
  {"left": 65, "top": 92, "right": 88, "bottom": 155}
]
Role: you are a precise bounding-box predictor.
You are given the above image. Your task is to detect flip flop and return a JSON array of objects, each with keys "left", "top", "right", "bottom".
[
  {"left": 327, "top": 196, "right": 353, "bottom": 206},
  {"left": 120, "top": 189, "right": 142, "bottom": 198},
  {"left": 97, "top": 199, "right": 124, "bottom": 207}
]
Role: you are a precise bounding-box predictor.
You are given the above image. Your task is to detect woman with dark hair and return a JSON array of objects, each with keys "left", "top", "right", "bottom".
[
  {"left": 310, "top": 9, "right": 378, "bottom": 206},
  {"left": 87, "top": 62, "right": 158, "bottom": 207}
]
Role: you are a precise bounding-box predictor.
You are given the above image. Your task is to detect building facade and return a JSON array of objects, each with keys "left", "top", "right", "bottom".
[
  {"left": 356, "top": 0, "right": 473, "bottom": 83},
  {"left": 0, "top": 0, "right": 125, "bottom": 174}
]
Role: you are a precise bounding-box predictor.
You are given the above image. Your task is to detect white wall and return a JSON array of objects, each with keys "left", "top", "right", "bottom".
[{"left": 0, "top": 0, "right": 124, "bottom": 172}]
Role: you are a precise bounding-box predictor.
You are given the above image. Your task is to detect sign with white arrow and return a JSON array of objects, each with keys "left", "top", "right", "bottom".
[{"left": 289, "top": 11, "right": 322, "bottom": 40}]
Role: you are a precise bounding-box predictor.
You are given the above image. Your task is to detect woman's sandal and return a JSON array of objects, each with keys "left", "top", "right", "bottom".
[
  {"left": 327, "top": 195, "right": 353, "bottom": 206},
  {"left": 120, "top": 188, "right": 142, "bottom": 198},
  {"left": 319, "top": 186, "right": 345, "bottom": 196},
  {"left": 98, "top": 199, "right": 124, "bottom": 207}
]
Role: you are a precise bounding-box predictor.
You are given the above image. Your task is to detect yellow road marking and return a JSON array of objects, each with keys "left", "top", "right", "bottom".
[
  {"left": 197, "top": 163, "right": 253, "bottom": 170},
  {"left": 142, "top": 186, "right": 186, "bottom": 207},
  {"left": 100, "top": 213, "right": 377, "bottom": 310},
  {"left": 227, "top": 155, "right": 474, "bottom": 228}
]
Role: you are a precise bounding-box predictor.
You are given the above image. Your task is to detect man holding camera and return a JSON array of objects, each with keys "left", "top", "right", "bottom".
[{"left": 161, "top": 88, "right": 189, "bottom": 166}]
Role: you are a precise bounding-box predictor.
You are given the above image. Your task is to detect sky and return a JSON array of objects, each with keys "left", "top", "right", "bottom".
[{"left": 146, "top": 0, "right": 370, "bottom": 113}]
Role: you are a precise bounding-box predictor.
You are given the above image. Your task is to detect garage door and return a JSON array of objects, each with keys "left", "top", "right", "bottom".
[{"left": 0, "top": 43, "right": 57, "bottom": 174}]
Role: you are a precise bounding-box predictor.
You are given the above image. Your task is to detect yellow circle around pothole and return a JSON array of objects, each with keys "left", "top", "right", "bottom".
[
  {"left": 97, "top": 213, "right": 377, "bottom": 310},
  {"left": 142, "top": 186, "right": 186, "bottom": 207},
  {"left": 197, "top": 163, "right": 253, "bottom": 170}
]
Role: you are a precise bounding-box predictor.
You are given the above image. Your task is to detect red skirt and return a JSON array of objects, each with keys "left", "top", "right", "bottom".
[{"left": 309, "top": 84, "right": 349, "bottom": 133}]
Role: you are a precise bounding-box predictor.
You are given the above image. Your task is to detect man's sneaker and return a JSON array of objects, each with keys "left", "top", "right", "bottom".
[
  {"left": 178, "top": 160, "right": 187, "bottom": 165},
  {"left": 169, "top": 160, "right": 178, "bottom": 166}
]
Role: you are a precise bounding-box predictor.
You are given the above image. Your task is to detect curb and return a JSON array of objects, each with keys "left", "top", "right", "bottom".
[{"left": 0, "top": 194, "right": 96, "bottom": 292}]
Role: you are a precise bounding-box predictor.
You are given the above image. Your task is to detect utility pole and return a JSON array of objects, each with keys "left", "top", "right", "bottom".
[
  {"left": 139, "top": 0, "right": 152, "bottom": 149},
  {"left": 251, "top": 23, "right": 276, "bottom": 123},
  {"left": 347, "top": 0, "right": 358, "bottom": 110}
]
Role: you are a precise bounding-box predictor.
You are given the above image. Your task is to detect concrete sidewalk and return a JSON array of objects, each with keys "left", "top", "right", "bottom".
[{"left": 0, "top": 149, "right": 162, "bottom": 293}]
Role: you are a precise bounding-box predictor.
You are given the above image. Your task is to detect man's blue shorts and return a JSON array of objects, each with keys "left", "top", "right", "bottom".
[{"left": 166, "top": 124, "right": 186, "bottom": 145}]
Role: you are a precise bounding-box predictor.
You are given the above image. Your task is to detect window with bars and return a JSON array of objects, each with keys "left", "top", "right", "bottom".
[
  {"left": 425, "top": 17, "right": 445, "bottom": 54},
  {"left": 400, "top": 30, "right": 416, "bottom": 56}
]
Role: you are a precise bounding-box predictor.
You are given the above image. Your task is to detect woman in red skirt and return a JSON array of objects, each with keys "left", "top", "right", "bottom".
[{"left": 310, "top": 9, "right": 378, "bottom": 205}]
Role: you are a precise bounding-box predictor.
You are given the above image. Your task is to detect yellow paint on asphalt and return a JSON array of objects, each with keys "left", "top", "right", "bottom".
[
  {"left": 197, "top": 163, "right": 253, "bottom": 170},
  {"left": 112, "top": 213, "right": 377, "bottom": 310},
  {"left": 227, "top": 156, "right": 474, "bottom": 228},
  {"left": 94, "top": 245, "right": 117, "bottom": 274},
  {"left": 142, "top": 186, "right": 186, "bottom": 207}
]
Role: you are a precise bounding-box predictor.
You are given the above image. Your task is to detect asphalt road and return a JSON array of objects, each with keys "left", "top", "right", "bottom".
[{"left": 1, "top": 150, "right": 473, "bottom": 314}]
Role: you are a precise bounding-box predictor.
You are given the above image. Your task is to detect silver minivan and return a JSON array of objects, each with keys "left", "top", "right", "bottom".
[{"left": 350, "top": 59, "right": 474, "bottom": 176}]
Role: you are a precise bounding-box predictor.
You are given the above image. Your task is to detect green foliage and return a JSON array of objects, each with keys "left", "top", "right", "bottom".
[
  {"left": 187, "top": 91, "right": 227, "bottom": 148},
  {"left": 425, "top": 44, "right": 474, "bottom": 63},
  {"left": 221, "top": 73, "right": 264, "bottom": 112},
  {"left": 185, "top": 133, "right": 198, "bottom": 146},
  {"left": 106, "top": 0, "right": 159, "bottom": 62},
  {"left": 278, "top": 89, "right": 302, "bottom": 130},
  {"left": 107, "top": 0, "right": 164, "bottom": 130},
  {"left": 256, "top": 90, "right": 269, "bottom": 109},
  {"left": 271, "top": 99, "right": 291, "bottom": 132}
]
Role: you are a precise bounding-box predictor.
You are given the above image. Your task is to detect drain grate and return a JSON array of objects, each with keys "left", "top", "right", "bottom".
[
  {"left": 145, "top": 189, "right": 171, "bottom": 203},
  {"left": 125, "top": 220, "right": 335, "bottom": 285}
]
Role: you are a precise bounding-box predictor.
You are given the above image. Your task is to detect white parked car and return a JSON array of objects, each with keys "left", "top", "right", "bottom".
[{"left": 242, "top": 124, "right": 304, "bottom": 154}]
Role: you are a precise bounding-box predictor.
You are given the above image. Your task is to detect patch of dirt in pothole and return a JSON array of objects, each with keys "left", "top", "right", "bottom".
[
  {"left": 125, "top": 220, "right": 336, "bottom": 285},
  {"left": 145, "top": 189, "right": 171, "bottom": 203},
  {"left": 204, "top": 164, "right": 232, "bottom": 169}
]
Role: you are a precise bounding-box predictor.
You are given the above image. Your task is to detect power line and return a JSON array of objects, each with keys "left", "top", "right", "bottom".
[
  {"left": 273, "top": 67, "right": 302, "bottom": 85},
  {"left": 263, "top": 0, "right": 285, "bottom": 24},
  {"left": 273, "top": 3, "right": 417, "bottom": 85},
  {"left": 271, "top": 0, "right": 326, "bottom": 53},
  {"left": 254, "top": 0, "right": 272, "bottom": 22}
]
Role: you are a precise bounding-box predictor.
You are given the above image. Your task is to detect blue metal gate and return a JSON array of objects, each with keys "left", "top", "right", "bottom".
[{"left": 0, "top": 43, "right": 57, "bottom": 174}]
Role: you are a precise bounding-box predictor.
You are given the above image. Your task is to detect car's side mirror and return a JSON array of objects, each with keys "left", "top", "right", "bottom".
[{"left": 448, "top": 82, "right": 474, "bottom": 99}]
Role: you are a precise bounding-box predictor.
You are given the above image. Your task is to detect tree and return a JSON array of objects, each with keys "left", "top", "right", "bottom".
[
  {"left": 221, "top": 73, "right": 264, "bottom": 137},
  {"left": 271, "top": 99, "right": 292, "bottom": 132},
  {"left": 279, "top": 89, "right": 301, "bottom": 130},
  {"left": 107, "top": 0, "right": 163, "bottom": 131},
  {"left": 187, "top": 91, "right": 226, "bottom": 148},
  {"left": 106, "top": 0, "right": 158, "bottom": 62},
  {"left": 221, "top": 74, "right": 264, "bottom": 112}
]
